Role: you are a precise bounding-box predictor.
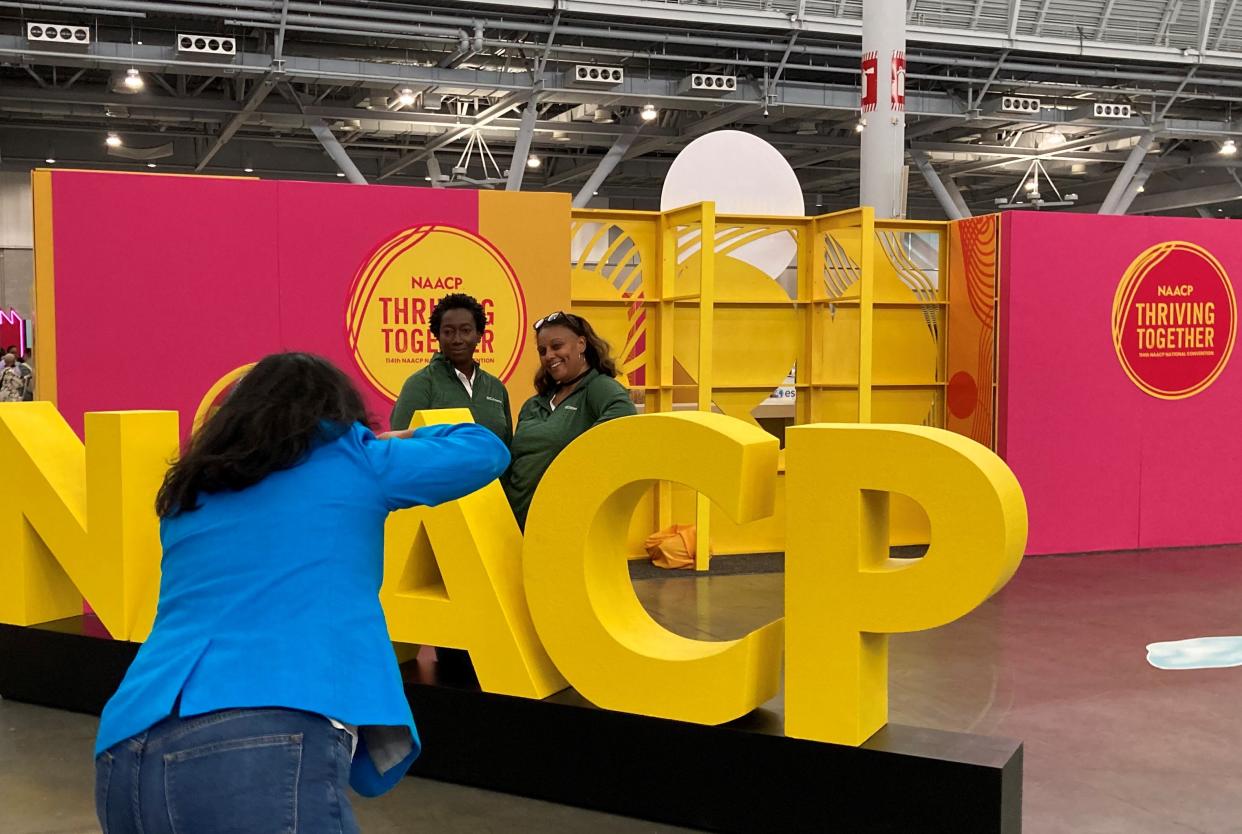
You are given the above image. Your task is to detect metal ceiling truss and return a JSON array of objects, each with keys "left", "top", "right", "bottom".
[{"left": 5, "top": 1, "right": 1242, "bottom": 216}]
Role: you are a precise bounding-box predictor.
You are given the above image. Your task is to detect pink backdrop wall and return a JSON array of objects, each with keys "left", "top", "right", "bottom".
[
  {"left": 999, "top": 211, "right": 1242, "bottom": 554},
  {"left": 49, "top": 172, "right": 477, "bottom": 437}
]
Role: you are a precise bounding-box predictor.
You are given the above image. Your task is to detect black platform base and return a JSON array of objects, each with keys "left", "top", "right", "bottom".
[{"left": 1, "top": 618, "right": 1021, "bottom": 833}]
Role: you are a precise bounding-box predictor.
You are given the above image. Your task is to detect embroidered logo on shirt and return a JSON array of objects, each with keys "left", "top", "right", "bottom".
[
  {"left": 563, "top": 405, "right": 578, "bottom": 411},
  {"left": 486, "top": 396, "right": 503, "bottom": 404}
]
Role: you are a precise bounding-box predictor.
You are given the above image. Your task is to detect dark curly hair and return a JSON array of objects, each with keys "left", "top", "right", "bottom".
[
  {"left": 429, "top": 293, "right": 487, "bottom": 337},
  {"left": 155, "top": 352, "right": 372, "bottom": 518},
  {"left": 533, "top": 312, "right": 619, "bottom": 397}
]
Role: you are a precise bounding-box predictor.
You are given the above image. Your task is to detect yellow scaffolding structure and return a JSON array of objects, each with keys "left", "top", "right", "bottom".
[{"left": 570, "top": 203, "right": 950, "bottom": 569}]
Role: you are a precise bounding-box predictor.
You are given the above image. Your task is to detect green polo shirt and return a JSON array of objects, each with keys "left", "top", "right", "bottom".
[
  {"left": 502, "top": 369, "right": 637, "bottom": 529},
  {"left": 390, "top": 353, "right": 513, "bottom": 444}
]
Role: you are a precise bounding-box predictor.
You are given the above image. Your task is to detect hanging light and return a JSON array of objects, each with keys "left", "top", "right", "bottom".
[
  {"left": 105, "top": 133, "right": 123, "bottom": 148},
  {"left": 855, "top": 119, "right": 866, "bottom": 133},
  {"left": 526, "top": 155, "right": 542, "bottom": 169},
  {"left": 1221, "top": 139, "right": 1237, "bottom": 156},
  {"left": 1025, "top": 180, "right": 1038, "bottom": 192},
  {"left": 336, "top": 172, "right": 345, "bottom": 177},
  {"left": 1136, "top": 185, "right": 1145, "bottom": 193},
  {"left": 123, "top": 67, "right": 144, "bottom": 91},
  {"left": 396, "top": 88, "right": 417, "bottom": 107},
  {"left": 243, "top": 166, "right": 254, "bottom": 173},
  {"left": 45, "top": 157, "right": 56, "bottom": 164},
  {"left": 147, "top": 162, "right": 157, "bottom": 168},
  {"left": 641, "top": 103, "right": 658, "bottom": 122}
]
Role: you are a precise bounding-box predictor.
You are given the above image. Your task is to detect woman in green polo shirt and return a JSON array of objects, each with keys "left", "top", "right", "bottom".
[
  {"left": 390, "top": 293, "right": 513, "bottom": 443},
  {"left": 503, "top": 311, "right": 637, "bottom": 529}
]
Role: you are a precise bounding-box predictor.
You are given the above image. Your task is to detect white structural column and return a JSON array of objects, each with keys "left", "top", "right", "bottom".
[
  {"left": 1113, "top": 165, "right": 1155, "bottom": 215},
  {"left": 1099, "top": 133, "right": 1155, "bottom": 215},
  {"left": 572, "top": 127, "right": 640, "bottom": 208},
  {"left": 309, "top": 119, "right": 367, "bottom": 184},
  {"left": 910, "top": 149, "right": 964, "bottom": 220},
  {"left": 505, "top": 103, "right": 539, "bottom": 191},
  {"left": 860, "top": 0, "right": 907, "bottom": 218}
]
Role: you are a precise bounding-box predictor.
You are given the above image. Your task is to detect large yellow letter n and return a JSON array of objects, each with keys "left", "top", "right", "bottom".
[
  {"left": 785, "top": 424, "right": 1027, "bottom": 746},
  {"left": 0, "top": 403, "right": 178, "bottom": 642},
  {"left": 523, "top": 412, "right": 784, "bottom": 725}
]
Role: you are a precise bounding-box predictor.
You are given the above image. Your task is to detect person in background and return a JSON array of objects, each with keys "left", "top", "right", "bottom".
[
  {"left": 389, "top": 293, "right": 512, "bottom": 443},
  {"left": 0, "top": 352, "right": 24, "bottom": 402},
  {"left": 503, "top": 311, "right": 636, "bottom": 529},
  {"left": 14, "top": 348, "right": 32, "bottom": 400},
  {"left": 93, "top": 352, "right": 509, "bottom": 834}
]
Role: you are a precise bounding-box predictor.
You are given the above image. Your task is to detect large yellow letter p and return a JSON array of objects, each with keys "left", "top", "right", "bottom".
[
  {"left": 523, "top": 412, "right": 784, "bottom": 725},
  {"left": 784, "top": 424, "right": 1027, "bottom": 746}
]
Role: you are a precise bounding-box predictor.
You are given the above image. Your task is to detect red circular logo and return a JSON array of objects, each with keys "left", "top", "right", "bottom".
[{"left": 1112, "top": 241, "right": 1236, "bottom": 400}]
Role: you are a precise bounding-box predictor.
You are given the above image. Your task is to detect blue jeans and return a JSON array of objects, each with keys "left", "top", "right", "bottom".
[{"left": 95, "top": 708, "right": 360, "bottom": 834}]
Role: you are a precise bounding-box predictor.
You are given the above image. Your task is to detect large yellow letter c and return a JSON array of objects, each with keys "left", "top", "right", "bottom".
[{"left": 522, "top": 412, "right": 784, "bottom": 725}]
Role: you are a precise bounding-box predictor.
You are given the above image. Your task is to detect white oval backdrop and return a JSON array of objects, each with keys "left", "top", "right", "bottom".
[{"left": 660, "top": 130, "right": 804, "bottom": 279}]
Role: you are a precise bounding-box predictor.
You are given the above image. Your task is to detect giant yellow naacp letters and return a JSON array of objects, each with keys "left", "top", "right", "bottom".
[{"left": 0, "top": 401, "right": 1026, "bottom": 747}]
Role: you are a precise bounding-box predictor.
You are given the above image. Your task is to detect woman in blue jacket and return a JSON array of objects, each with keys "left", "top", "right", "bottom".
[{"left": 93, "top": 352, "right": 510, "bottom": 834}]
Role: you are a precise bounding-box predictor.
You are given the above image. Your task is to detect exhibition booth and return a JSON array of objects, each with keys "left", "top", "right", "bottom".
[{"left": 4, "top": 167, "right": 1240, "bottom": 832}]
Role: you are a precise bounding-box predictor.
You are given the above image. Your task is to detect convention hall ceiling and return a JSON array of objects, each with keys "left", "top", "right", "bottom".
[{"left": 3, "top": 0, "right": 1242, "bottom": 216}]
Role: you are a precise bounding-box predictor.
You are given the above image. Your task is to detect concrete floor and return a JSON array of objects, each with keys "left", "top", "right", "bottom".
[{"left": 4, "top": 546, "right": 1242, "bottom": 833}]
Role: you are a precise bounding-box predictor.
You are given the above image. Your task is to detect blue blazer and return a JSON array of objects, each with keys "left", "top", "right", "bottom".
[{"left": 95, "top": 421, "right": 511, "bottom": 796}]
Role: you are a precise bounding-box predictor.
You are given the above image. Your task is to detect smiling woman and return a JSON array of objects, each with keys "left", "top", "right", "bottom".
[
  {"left": 389, "top": 293, "right": 513, "bottom": 445},
  {"left": 502, "top": 311, "right": 637, "bottom": 529}
]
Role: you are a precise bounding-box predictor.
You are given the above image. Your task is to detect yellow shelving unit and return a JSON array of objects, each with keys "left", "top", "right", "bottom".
[{"left": 570, "top": 204, "right": 952, "bottom": 568}]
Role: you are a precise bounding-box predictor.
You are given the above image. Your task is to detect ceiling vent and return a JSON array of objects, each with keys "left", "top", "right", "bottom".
[
  {"left": 571, "top": 65, "right": 624, "bottom": 86},
  {"left": 1000, "top": 96, "right": 1041, "bottom": 115},
  {"left": 1093, "top": 102, "right": 1132, "bottom": 119},
  {"left": 177, "top": 34, "right": 237, "bottom": 56},
  {"left": 26, "top": 22, "right": 90, "bottom": 46},
  {"left": 680, "top": 73, "right": 738, "bottom": 96}
]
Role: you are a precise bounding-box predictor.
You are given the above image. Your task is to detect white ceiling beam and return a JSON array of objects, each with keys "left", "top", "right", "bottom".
[
  {"left": 1126, "top": 180, "right": 1242, "bottom": 213},
  {"left": 1156, "top": 0, "right": 1184, "bottom": 45},
  {"left": 970, "top": 0, "right": 987, "bottom": 29},
  {"left": 1215, "top": 0, "right": 1240, "bottom": 47},
  {"left": 1200, "top": 0, "right": 1218, "bottom": 53},
  {"left": 1095, "top": 0, "right": 1117, "bottom": 40},
  {"left": 1033, "top": 0, "right": 1054, "bottom": 36}
]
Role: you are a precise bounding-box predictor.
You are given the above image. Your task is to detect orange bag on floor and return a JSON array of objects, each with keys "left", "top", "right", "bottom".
[{"left": 644, "top": 524, "right": 698, "bottom": 570}]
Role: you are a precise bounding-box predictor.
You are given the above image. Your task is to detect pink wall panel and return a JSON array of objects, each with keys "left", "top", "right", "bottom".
[
  {"left": 48, "top": 173, "right": 478, "bottom": 438},
  {"left": 51, "top": 173, "right": 282, "bottom": 437},
  {"left": 272, "top": 180, "right": 477, "bottom": 424},
  {"left": 1000, "top": 212, "right": 1242, "bottom": 554}
]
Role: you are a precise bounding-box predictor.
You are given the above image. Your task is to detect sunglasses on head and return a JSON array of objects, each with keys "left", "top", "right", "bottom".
[{"left": 533, "top": 311, "right": 580, "bottom": 331}]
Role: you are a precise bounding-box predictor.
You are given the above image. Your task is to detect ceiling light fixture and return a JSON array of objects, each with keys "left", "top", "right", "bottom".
[
  {"left": 396, "top": 88, "right": 416, "bottom": 107},
  {"left": 123, "top": 67, "right": 144, "bottom": 90},
  {"left": 641, "top": 103, "right": 658, "bottom": 122},
  {"left": 526, "top": 155, "right": 542, "bottom": 169},
  {"left": 1221, "top": 139, "right": 1237, "bottom": 156},
  {"left": 855, "top": 119, "right": 866, "bottom": 133},
  {"left": 147, "top": 162, "right": 157, "bottom": 168},
  {"left": 105, "top": 132, "right": 122, "bottom": 148},
  {"left": 45, "top": 157, "right": 55, "bottom": 164},
  {"left": 995, "top": 159, "right": 1077, "bottom": 210}
]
